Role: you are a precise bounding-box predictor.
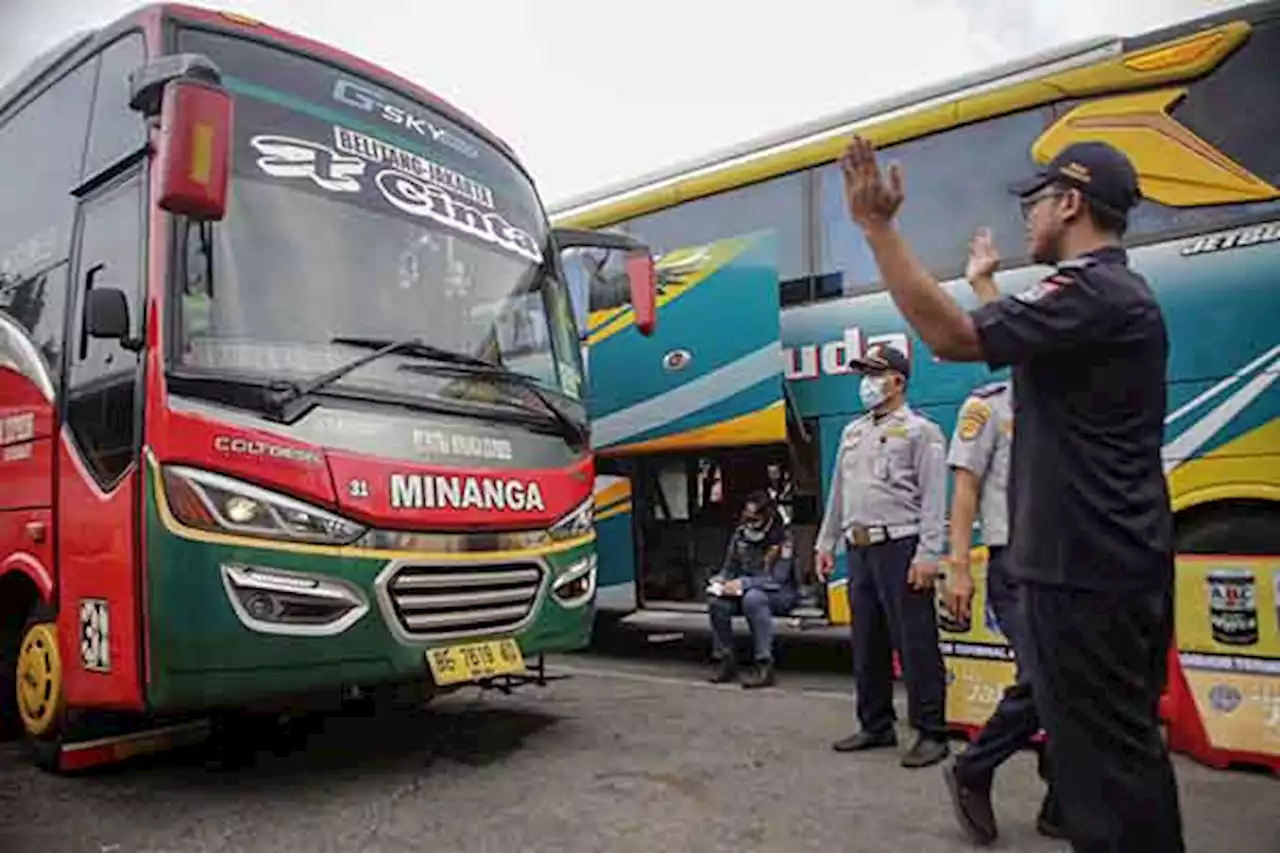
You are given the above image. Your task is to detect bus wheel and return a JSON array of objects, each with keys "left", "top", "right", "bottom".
[
  {"left": 14, "top": 618, "right": 66, "bottom": 772},
  {"left": 1176, "top": 502, "right": 1280, "bottom": 555}
]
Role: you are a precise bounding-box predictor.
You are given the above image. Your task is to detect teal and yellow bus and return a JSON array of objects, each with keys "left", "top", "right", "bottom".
[{"left": 553, "top": 1, "right": 1280, "bottom": 764}]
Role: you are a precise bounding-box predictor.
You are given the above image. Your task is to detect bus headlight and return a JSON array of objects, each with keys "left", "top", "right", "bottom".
[
  {"left": 161, "top": 465, "right": 366, "bottom": 545},
  {"left": 547, "top": 497, "right": 594, "bottom": 542},
  {"left": 552, "top": 556, "right": 596, "bottom": 607}
]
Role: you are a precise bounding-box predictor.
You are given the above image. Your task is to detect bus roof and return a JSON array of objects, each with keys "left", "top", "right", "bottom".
[
  {"left": 549, "top": 0, "right": 1278, "bottom": 225},
  {"left": 0, "top": 3, "right": 526, "bottom": 177}
]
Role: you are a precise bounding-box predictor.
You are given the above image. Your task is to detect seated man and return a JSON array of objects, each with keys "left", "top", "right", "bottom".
[{"left": 707, "top": 491, "right": 797, "bottom": 688}]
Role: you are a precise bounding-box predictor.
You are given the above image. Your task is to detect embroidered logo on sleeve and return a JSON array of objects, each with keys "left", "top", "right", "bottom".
[
  {"left": 1014, "top": 272, "right": 1074, "bottom": 304},
  {"left": 957, "top": 398, "right": 992, "bottom": 441}
]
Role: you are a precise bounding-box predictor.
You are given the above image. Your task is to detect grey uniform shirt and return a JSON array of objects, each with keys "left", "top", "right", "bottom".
[
  {"left": 815, "top": 404, "right": 948, "bottom": 564},
  {"left": 946, "top": 380, "right": 1013, "bottom": 548}
]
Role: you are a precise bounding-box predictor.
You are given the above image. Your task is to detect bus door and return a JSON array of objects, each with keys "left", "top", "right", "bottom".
[
  {"left": 56, "top": 162, "right": 149, "bottom": 712},
  {"left": 559, "top": 231, "right": 787, "bottom": 611}
]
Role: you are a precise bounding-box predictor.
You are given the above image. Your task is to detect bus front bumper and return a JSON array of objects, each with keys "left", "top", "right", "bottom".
[{"left": 143, "top": 493, "right": 596, "bottom": 712}]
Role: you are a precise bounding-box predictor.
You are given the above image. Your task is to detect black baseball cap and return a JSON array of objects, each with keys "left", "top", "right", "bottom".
[
  {"left": 850, "top": 343, "right": 910, "bottom": 379},
  {"left": 1009, "top": 141, "right": 1143, "bottom": 217}
]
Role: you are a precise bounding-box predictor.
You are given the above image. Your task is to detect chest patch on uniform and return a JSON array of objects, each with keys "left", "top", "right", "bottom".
[
  {"left": 957, "top": 399, "right": 991, "bottom": 441},
  {"left": 1014, "top": 273, "right": 1072, "bottom": 304},
  {"left": 883, "top": 425, "right": 909, "bottom": 440}
]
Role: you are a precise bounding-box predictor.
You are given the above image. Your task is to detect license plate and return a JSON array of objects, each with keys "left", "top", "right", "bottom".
[{"left": 426, "top": 638, "right": 526, "bottom": 686}]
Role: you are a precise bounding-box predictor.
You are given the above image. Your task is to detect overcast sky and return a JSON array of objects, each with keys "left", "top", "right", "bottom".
[{"left": 0, "top": 0, "right": 1250, "bottom": 205}]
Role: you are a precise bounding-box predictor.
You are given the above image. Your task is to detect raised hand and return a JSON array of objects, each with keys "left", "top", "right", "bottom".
[
  {"left": 839, "top": 135, "right": 904, "bottom": 229},
  {"left": 966, "top": 227, "right": 1000, "bottom": 283}
]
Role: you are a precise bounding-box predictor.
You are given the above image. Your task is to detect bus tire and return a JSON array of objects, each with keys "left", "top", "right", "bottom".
[
  {"left": 1, "top": 574, "right": 42, "bottom": 742},
  {"left": 1175, "top": 501, "right": 1280, "bottom": 555},
  {"left": 13, "top": 606, "right": 70, "bottom": 773}
]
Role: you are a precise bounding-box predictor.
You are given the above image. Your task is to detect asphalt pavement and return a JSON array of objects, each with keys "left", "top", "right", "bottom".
[{"left": 0, "top": 626, "right": 1275, "bottom": 853}]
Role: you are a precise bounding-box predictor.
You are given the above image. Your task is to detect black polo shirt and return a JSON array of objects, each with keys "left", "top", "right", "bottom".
[{"left": 970, "top": 246, "right": 1174, "bottom": 592}]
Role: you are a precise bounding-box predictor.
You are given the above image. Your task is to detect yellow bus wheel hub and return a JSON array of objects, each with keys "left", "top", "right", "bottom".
[{"left": 15, "top": 623, "right": 62, "bottom": 738}]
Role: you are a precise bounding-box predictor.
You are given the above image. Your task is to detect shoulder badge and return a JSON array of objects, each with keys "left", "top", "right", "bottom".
[
  {"left": 971, "top": 380, "right": 1008, "bottom": 399},
  {"left": 956, "top": 397, "right": 992, "bottom": 442},
  {"left": 1013, "top": 271, "right": 1074, "bottom": 305}
]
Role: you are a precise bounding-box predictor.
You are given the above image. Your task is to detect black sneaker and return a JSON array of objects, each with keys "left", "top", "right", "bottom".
[
  {"left": 741, "top": 661, "right": 775, "bottom": 689},
  {"left": 942, "top": 762, "right": 998, "bottom": 845},
  {"left": 832, "top": 729, "right": 897, "bottom": 752},
  {"left": 708, "top": 657, "right": 736, "bottom": 684},
  {"left": 901, "top": 734, "right": 950, "bottom": 768}
]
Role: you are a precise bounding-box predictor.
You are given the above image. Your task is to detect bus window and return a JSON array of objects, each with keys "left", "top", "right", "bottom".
[
  {"left": 0, "top": 60, "right": 95, "bottom": 377},
  {"left": 815, "top": 108, "right": 1055, "bottom": 298},
  {"left": 624, "top": 170, "right": 810, "bottom": 302},
  {"left": 1126, "top": 19, "right": 1280, "bottom": 239},
  {"left": 82, "top": 34, "right": 146, "bottom": 180},
  {"left": 65, "top": 173, "right": 145, "bottom": 487}
]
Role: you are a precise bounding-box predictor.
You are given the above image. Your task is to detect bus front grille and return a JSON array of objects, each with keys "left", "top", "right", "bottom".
[{"left": 382, "top": 562, "right": 544, "bottom": 640}]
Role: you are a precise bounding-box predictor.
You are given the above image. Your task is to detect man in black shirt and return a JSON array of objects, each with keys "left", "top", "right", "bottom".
[{"left": 836, "top": 137, "right": 1184, "bottom": 852}]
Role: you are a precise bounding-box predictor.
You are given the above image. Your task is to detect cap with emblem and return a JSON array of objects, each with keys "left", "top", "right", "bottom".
[
  {"left": 1009, "top": 141, "right": 1142, "bottom": 218},
  {"left": 850, "top": 343, "right": 910, "bottom": 379}
]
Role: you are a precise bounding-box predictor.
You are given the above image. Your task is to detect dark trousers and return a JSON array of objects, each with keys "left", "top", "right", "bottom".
[
  {"left": 848, "top": 535, "right": 947, "bottom": 739},
  {"left": 1021, "top": 582, "right": 1185, "bottom": 853},
  {"left": 708, "top": 587, "right": 795, "bottom": 663},
  {"left": 953, "top": 547, "right": 1054, "bottom": 805}
]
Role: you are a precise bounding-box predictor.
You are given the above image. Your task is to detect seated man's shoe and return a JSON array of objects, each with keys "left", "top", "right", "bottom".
[
  {"left": 708, "top": 657, "right": 736, "bottom": 684},
  {"left": 832, "top": 729, "right": 897, "bottom": 752},
  {"left": 901, "top": 734, "right": 950, "bottom": 768},
  {"left": 942, "top": 761, "right": 998, "bottom": 845},
  {"left": 741, "top": 661, "right": 775, "bottom": 689},
  {"left": 1036, "top": 796, "right": 1066, "bottom": 839}
]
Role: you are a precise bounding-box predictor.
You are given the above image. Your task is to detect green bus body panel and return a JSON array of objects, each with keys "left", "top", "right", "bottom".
[{"left": 142, "top": 479, "right": 593, "bottom": 711}]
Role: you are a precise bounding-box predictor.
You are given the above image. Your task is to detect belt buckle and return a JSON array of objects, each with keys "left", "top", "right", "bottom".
[{"left": 849, "top": 524, "right": 871, "bottom": 547}]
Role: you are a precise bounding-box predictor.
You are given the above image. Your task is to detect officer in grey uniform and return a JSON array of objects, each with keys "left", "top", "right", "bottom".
[
  {"left": 942, "top": 379, "right": 1063, "bottom": 844},
  {"left": 816, "top": 343, "right": 951, "bottom": 769}
]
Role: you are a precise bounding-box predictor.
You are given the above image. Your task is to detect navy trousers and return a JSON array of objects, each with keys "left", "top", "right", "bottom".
[
  {"left": 952, "top": 547, "right": 1055, "bottom": 803},
  {"left": 848, "top": 535, "right": 947, "bottom": 739},
  {"left": 1021, "top": 582, "right": 1185, "bottom": 853}
]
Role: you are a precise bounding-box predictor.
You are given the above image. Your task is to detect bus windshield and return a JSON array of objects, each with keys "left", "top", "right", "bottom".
[{"left": 172, "top": 28, "right": 584, "bottom": 407}]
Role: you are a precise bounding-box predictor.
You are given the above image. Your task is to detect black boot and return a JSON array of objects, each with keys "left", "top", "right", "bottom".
[
  {"left": 708, "top": 656, "right": 736, "bottom": 683},
  {"left": 943, "top": 761, "right": 998, "bottom": 845},
  {"left": 741, "top": 661, "right": 775, "bottom": 689},
  {"left": 1036, "top": 793, "right": 1066, "bottom": 839}
]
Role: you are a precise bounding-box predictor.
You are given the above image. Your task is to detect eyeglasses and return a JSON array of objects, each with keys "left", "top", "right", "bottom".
[{"left": 1018, "top": 189, "right": 1065, "bottom": 219}]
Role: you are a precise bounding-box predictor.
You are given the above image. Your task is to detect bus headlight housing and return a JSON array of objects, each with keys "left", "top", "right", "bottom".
[
  {"left": 547, "top": 497, "right": 594, "bottom": 541},
  {"left": 161, "top": 465, "right": 366, "bottom": 545},
  {"left": 552, "top": 556, "right": 596, "bottom": 607}
]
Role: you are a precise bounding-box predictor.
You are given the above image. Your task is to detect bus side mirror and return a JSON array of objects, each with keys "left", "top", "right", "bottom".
[
  {"left": 550, "top": 227, "right": 658, "bottom": 337},
  {"left": 130, "top": 54, "right": 234, "bottom": 222},
  {"left": 86, "top": 287, "right": 132, "bottom": 343},
  {"left": 626, "top": 250, "right": 656, "bottom": 337}
]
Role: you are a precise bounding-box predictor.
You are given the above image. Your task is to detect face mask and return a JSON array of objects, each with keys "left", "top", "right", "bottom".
[
  {"left": 859, "top": 375, "right": 888, "bottom": 410},
  {"left": 739, "top": 511, "right": 771, "bottom": 541}
]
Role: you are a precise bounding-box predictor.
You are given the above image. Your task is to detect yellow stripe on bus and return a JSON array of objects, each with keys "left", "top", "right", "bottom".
[
  {"left": 602, "top": 400, "right": 787, "bottom": 457},
  {"left": 1169, "top": 418, "right": 1280, "bottom": 513}
]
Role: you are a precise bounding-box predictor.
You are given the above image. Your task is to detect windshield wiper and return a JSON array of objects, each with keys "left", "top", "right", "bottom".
[
  {"left": 329, "top": 336, "right": 498, "bottom": 370},
  {"left": 392, "top": 351, "right": 589, "bottom": 447},
  {"left": 266, "top": 335, "right": 586, "bottom": 445},
  {"left": 265, "top": 337, "right": 429, "bottom": 422}
]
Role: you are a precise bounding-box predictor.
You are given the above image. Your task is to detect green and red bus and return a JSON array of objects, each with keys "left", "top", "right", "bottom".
[{"left": 0, "top": 3, "right": 654, "bottom": 772}]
